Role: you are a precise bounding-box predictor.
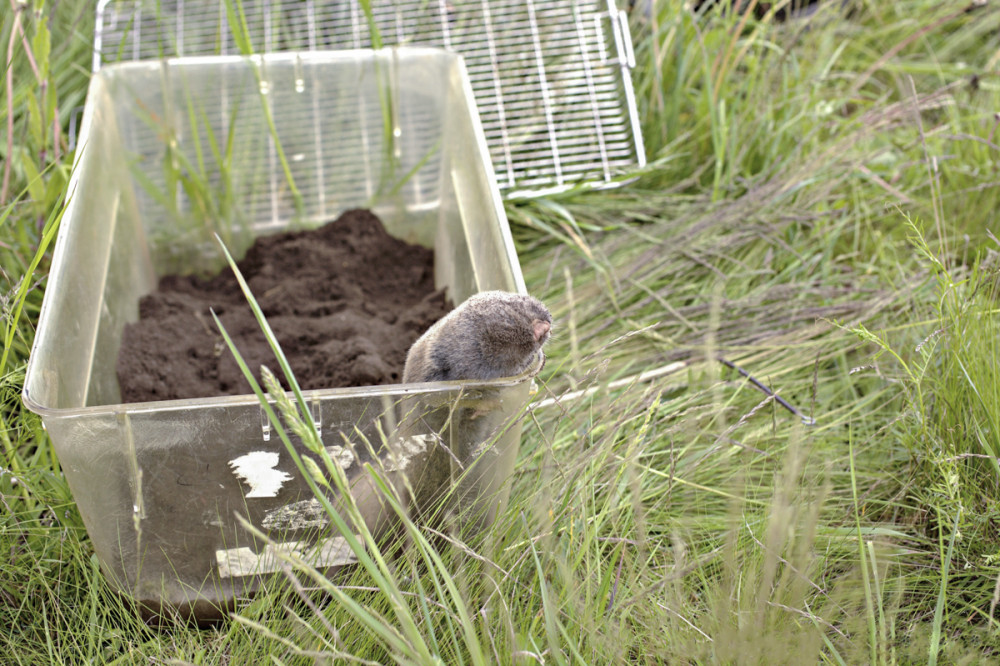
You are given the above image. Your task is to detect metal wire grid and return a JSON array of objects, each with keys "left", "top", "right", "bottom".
[{"left": 93, "top": 0, "right": 646, "bottom": 197}]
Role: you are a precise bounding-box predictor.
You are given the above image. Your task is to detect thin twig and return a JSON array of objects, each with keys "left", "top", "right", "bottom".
[
  {"left": 717, "top": 356, "right": 815, "bottom": 425},
  {"left": 530, "top": 360, "right": 687, "bottom": 411},
  {"left": 533, "top": 354, "right": 815, "bottom": 426}
]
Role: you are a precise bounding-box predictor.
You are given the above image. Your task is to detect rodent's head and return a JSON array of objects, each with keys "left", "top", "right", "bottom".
[{"left": 467, "top": 291, "right": 552, "bottom": 379}]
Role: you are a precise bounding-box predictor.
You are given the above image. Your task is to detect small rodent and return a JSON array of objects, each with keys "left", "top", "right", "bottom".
[{"left": 402, "top": 291, "right": 552, "bottom": 383}]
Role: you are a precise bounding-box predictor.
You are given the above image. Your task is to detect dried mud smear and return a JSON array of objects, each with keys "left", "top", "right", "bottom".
[{"left": 116, "top": 209, "right": 451, "bottom": 403}]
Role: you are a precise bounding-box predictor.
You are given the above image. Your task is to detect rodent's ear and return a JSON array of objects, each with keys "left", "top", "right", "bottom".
[{"left": 532, "top": 319, "right": 551, "bottom": 343}]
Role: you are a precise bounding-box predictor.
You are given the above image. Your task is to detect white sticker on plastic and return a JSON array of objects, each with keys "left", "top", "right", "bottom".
[
  {"left": 215, "top": 535, "right": 359, "bottom": 578},
  {"left": 228, "top": 451, "right": 292, "bottom": 498}
]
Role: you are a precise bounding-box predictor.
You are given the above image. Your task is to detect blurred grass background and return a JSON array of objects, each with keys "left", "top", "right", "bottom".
[{"left": 4, "top": 0, "right": 1000, "bottom": 663}]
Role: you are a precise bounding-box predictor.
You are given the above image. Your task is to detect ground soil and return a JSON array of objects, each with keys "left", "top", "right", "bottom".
[{"left": 116, "top": 209, "right": 451, "bottom": 403}]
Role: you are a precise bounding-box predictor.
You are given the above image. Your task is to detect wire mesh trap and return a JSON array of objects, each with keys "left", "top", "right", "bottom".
[{"left": 93, "top": 0, "right": 647, "bottom": 197}]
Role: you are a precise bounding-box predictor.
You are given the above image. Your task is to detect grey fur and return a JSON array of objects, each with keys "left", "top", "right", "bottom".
[{"left": 402, "top": 291, "right": 552, "bottom": 383}]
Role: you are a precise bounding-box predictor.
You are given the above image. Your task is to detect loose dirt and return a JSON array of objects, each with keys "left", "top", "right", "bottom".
[{"left": 116, "top": 209, "right": 451, "bottom": 403}]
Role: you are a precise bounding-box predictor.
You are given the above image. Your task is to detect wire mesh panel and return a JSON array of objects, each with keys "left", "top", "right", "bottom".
[{"left": 94, "top": 0, "right": 646, "bottom": 196}]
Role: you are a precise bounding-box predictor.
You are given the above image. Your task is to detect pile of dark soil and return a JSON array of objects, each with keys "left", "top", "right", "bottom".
[{"left": 116, "top": 209, "right": 451, "bottom": 403}]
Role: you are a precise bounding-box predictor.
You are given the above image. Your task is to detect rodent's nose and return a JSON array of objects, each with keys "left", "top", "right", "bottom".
[{"left": 532, "top": 319, "right": 551, "bottom": 343}]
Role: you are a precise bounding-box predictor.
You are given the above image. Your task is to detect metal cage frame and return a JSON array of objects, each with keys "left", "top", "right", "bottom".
[{"left": 93, "top": 0, "right": 646, "bottom": 197}]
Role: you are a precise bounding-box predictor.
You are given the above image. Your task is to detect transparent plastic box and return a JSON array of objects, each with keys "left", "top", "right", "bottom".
[{"left": 23, "top": 48, "right": 532, "bottom": 620}]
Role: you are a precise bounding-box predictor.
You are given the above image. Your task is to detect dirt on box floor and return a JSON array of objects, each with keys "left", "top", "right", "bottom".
[{"left": 116, "top": 209, "right": 452, "bottom": 403}]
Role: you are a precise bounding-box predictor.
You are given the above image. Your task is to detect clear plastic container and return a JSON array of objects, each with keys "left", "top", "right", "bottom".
[{"left": 23, "top": 48, "right": 531, "bottom": 620}]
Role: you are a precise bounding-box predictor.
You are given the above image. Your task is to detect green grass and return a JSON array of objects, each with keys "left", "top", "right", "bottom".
[{"left": 6, "top": 0, "right": 1000, "bottom": 662}]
